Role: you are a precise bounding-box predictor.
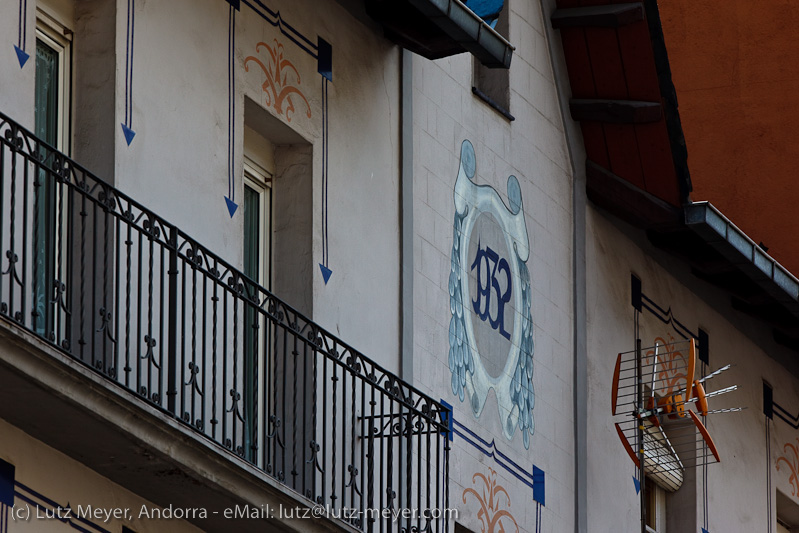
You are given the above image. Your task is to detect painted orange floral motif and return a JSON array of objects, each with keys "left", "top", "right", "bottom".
[
  {"left": 462, "top": 468, "right": 519, "bottom": 533},
  {"left": 777, "top": 438, "right": 799, "bottom": 496},
  {"left": 245, "top": 39, "right": 312, "bottom": 123},
  {"left": 645, "top": 334, "right": 688, "bottom": 396}
]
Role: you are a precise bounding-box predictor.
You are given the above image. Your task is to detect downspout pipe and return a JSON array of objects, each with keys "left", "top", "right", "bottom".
[
  {"left": 540, "top": 0, "right": 588, "bottom": 530},
  {"left": 400, "top": 49, "right": 414, "bottom": 384}
]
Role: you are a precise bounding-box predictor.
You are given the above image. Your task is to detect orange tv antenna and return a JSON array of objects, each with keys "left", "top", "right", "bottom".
[{"left": 611, "top": 338, "right": 741, "bottom": 530}]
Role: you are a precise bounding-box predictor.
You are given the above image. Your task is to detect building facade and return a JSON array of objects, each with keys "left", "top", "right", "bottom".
[{"left": 0, "top": 0, "right": 797, "bottom": 532}]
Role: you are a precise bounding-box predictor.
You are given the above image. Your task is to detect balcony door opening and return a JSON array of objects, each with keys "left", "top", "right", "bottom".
[
  {"left": 239, "top": 99, "right": 313, "bottom": 493},
  {"left": 34, "top": 11, "right": 71, "bottom": 338},
  {"left": 242, "top": 153, "right": 273, "bottom": 291},
  {"left": 242, "top": 141, "right": 274, "bottom": 462}
]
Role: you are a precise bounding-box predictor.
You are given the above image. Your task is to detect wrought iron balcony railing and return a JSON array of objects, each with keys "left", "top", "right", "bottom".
[{"left": 0, "top": 111, "right": 450, "bottom": 532}]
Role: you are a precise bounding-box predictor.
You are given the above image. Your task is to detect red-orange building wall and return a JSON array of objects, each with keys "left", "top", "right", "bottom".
[{"left": 660, "top": 1, "right": 799, "bottom": 274}]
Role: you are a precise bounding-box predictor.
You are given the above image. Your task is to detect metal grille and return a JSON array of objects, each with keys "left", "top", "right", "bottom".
[{"left": 0, "top": 111, "right": 450, "bottom": 532}]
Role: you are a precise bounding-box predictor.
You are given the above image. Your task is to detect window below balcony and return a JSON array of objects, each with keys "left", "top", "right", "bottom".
[{"left": 645, "top": 477, "right": 666, "bottom": 533}]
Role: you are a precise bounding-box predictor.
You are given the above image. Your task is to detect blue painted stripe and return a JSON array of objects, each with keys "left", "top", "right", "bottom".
[
  {"left": 232, "top": 6, "right": 236, "bottom": 201},
  {"left": 240, "top": 0, "right": 318, "bottom": 59},
  {"left": 227, "top": 5, "right": 232, "bottom": 199},
  {"left": 17, "top": 0, "right": 23, "bottom": 48},
  {"left": 641, "top": 293, "right": 669, "bottom": 316},
  {"left": 774, "top": 409, "right": 799, "bottom": 429},
  {"left": 641, "top": 301, "right": 694, "bottom": 339},
  {"left": 774, "top": 402, "right": 799, "bottom": 423},
  {"left": 453, "top": 426, "right": 538, "bottom": 489},
  {"left": 15, "top": 482, "right": 64, "bottom": 515},
  {"left": 324, "top": 78, "right": 329, "bottom": 267},
  {"left": 536, "top": 501, "right": 542, "bottom": 532},
  {"left": 641, "top": 294, "right": 698, "bottom": 340},
  {"left": 13, "top": 492, "right": 100, "bottom": 533},
  {"left": 22, "top": 0, "right": 27, "bottom": 49},
  {"left": 13, "top": 484, "right": 111, "bottom": 533},
  {"left": 129, "top": 0, "right": 135, "bottom": 128},
  {"left": 453, "top": 418, "right": 537, "bottom": 483},
  {"left": 321, "top": 77, "right": 326, "bottom": 265},
  {"left": 640, "top": 301, "right": 696, "bottom": 340},
  {"left": 124, "top": 0, "right": 129, "bottom": 125},
  {"left": 123, "top": 0, "right": 133, "bottom": 127},
  {"left": 244, "top": 0, "right": 316, "bottom": 50},
  {"left": 450, "top": 419, "right": 545, "bottom": 505},
  {"left": 228, "top": 5, "right": 236, "bottom": 201}
]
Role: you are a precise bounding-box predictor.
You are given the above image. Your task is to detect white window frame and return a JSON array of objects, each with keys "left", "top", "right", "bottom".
[
  {"left": 242, "top": 157, "right": 273, "bottom": 291},
  {"left": 241, "top": 156, "right": 273, "bottom": 470},
  {"left": 33, "top": 8, "right": 73, "bottom": 340},
  {"left": 645, "top": 477, "right": 667, "bottom": 533},
  {"left": 35, "top": 7, "right": 72, "bottom": 153}
]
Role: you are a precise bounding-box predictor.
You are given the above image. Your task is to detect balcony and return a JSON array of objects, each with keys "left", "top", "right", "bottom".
[{"left": 0, "top": 111, "right": 450, "bottom": 532}]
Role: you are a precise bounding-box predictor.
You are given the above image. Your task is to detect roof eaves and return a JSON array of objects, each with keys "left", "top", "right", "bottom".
[{"left": 684, "top": 202, "right": 799, "bottom": 312}]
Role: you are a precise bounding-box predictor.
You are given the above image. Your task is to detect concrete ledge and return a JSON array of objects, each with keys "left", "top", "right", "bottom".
[{"left": 0, "top": 318, "right": 359, "bottom": 533}]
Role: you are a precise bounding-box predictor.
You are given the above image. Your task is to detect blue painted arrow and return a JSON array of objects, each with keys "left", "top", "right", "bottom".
[
  {"left": 120, "top": 123, "right": 136, "bottom": 146},
  {"left": 633, "top": 475, "right": 641, "bottom": 494},
  {"left": 318, "top": 78, "right": 332, "bottom": 284},
  {"left": 702, "top": 529, "right": 709, "bottom": 533},
  {"left": 121, "top": 0, "right": 136, "bottom": 146},
  {"left": 319, "top": 263, "right": 332, "bottom": 284},
  {"left": 224, "top": 196, "right": 238, "bottom": 218},
  {"left": 224, "top": 5, "right": 237, "bottom": 219},
  {"left": 15, "top": 0, "right": 29, "bottom": 68},
  {"left": 14, "top": 45, "right": 29, "bottom": 68}
]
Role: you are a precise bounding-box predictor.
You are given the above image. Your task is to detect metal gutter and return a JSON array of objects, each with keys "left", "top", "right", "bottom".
[
  {"left": 407, "top": 0, "right": 515, "bottom": 67},
  {"left": 684, "top": 202, "right": 799, "bottom": 312}
]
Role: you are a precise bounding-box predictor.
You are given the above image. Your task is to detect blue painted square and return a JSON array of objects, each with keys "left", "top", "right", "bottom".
[
  {"left": 439, "top": 400, "right": 454, "bottom": 441},
  {"left": 0, "top": 458, "right": 14, "bottom": 506},
  {"left": 317, "top": 37, "right": 332, "bottom": 81},
  {"left": 698, "top": 329, "right": 709, "bottom": 365},
  {"left": 631, "top": 274, "right": 642, "bottom": 312},
  {"left": 532, "top": 465, "right": 545, "bottom": 506},
  {"left": 224, "top": 0, "right": 240, "bottom": 10}
]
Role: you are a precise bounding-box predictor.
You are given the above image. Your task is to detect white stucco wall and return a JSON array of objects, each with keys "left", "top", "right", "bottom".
[{"left": 110, "top": 0, "right": 402, "bottom": 370}]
